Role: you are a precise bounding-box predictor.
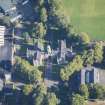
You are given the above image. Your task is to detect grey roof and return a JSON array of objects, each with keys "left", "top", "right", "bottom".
[
  {"left": 34, "top": 51, "right": 42, "bottom": 61},
  {"left": 79, "top": 67, "right": 105, "bottom": 85},
  {"left": 0, "top": 0, "right": 18, "bottom": 18},
  {"left": 59, "top": 40, "right": 66, "bottom": 52},
  {"left": 0, "top": 40, "right": 13, "bottom": 61},
  {"left": 98, "top": 70, "right": 105, "bottom": 85},
  {"left": 80, "top": 67, "right": 99, "bottom": 84},
  {"left": 26, "top": 41, "right": 44, "bottom": 58},
  {"left": 0, "top": 0, "right": 15, "bottom": 12},
  {"left": 58, "top": 40, "right": 67, "bottom": 58},
  {"left": 0, "top": 29, "right": 13, "bottom": 61}
]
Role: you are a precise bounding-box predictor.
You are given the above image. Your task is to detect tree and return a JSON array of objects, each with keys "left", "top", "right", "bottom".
[
  {"left": 89, "top": 84, "right": 105, "bottom": 99},
  {"left": 48, "top": 0, "right": 70, "bottom": 28},
  {"left": 72, "top": 94, "right": 86, "bottom": 105},
  {"left": 79, "top": 84, "right": 89, "bottom": 100},
  {"left": 34, "top": 93, "right": 45, "bottom": 105},
  {"left": 93, "top": 42, "right": 103, "bottom": 63},
  {"left": 14, "top": 57, "right": 42, "bottom": 83},
  {"left": 40, "top": 7, "right": 47, "bottom": 23},
  {"left": 34, "top": 22, "right": 46, "bottom": 38},
  {"left": 45, "top": 92, "right": 59, "bottom": 105},
  {"left": 33, "top": 83, "right": 47, "bottom": 105},
  {"left": 37, "top": 0, "right": 44, "bottom": 6},
  {"left": 36, "top": 83, "right": 47, "bottom": 95},
  {"left": 82, "top": 50, "right": 94, "bottom": 66},
  {"left": 21, "top": 84, "right": 33, "bottom": 105},
  {"left": 49, "top": 7, "right": 70, "bottom": 29},
  {"left": 78, "top": 32, "right": 90, "bottom": 45},
  {"left": 60, "top": 55, "right": 83, "bottom": 81},
  {"left": 48, "top": 0, "right": 63, "bottom": 11},
  {"left": 23, "top": 84, "right": 33, "bottom": 96}
]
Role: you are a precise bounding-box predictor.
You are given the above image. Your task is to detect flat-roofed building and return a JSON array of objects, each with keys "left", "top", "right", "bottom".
[
  {"left": 80, "top": 67, "right": 99, "bottom": 85},
  {"left": 0, "top": 26, "right": 14, "bottom": 67},
  {"left": 0, "top": 26, "right": 5, "bottom": 46}
]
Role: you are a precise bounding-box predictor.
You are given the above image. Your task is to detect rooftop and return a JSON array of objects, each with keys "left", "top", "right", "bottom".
[
  {"left": 80, "top": 67, "right": 105, "bottom": 85},
  {"left": 0, "top": 26, "right": 13, "bottom": 62},
  {"left": 0, "top": 26, "right": 5, "bottom": 46},
  {"left": 0, "top": 0, "right": 35, "bottom": 22}
]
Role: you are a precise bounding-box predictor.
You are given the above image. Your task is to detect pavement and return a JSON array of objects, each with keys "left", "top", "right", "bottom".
[
  {"left": 44, "top": 63, "right": 59, "bottom": 88},
  {"left": 88, "top": 101, "right": 105, "bottom": 105}
]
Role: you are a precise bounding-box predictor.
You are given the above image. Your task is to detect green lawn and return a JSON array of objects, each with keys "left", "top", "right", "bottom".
[{"left": 63, "top": 0, "right": 105, "bottom": 40}]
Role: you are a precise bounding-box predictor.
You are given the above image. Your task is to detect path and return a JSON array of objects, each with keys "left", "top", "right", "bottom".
[{"left": 44, "top": 62, "right": 59, "bottom": 88}]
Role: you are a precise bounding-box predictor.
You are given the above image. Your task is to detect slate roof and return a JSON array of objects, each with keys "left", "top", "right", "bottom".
[
  {"left": 26, "top": 41, "right": 44, "bottom": 58},
  {"left": 57, "top": 40, "right": 75, "bottom": 64},
  {"left": 58, "top": 40, "right": 67, "bottom": 58},
  {"left": 34, "top": 51, "right": 42, "bottom": 61},
  {"left": 59, "top": 40, "right": 66, "bottom": 49}
]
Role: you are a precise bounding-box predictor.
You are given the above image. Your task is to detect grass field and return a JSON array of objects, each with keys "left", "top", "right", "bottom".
[{"left": 63, "top": 0, "right": 105, "bottom": 40}]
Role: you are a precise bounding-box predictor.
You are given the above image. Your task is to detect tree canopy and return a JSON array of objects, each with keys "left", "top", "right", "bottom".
[
  {"left": 93, "top": 42, "right": 103, "bottom": 63},
  {"left": 34, "top": 22, "right": 46, "bottom": 38},
  {"left": 23, "top": 84, "right": 33, "bottom": 96},
  {"left": 14, "top": 57, "right": 42, "bottom": 83},
  {"left": 72, "top": 94, "right": 86, "bottom": 105},
  {"left": 45, "top": 92, "right": 59, "bottom": 105},
  {"left": 40, "top": 7, "right": 47, "bottom": 23},
  {"left": 60, "top": 55, "right": 83, "bottom": 81},
  {"left": 79, "top": 84, "right": 89, "bottom": 100},
  {"left": 79, "top": 32, "right": 90, "bottom": 45}
]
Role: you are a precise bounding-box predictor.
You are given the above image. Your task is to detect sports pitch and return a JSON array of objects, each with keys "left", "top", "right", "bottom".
[{"left": 63, "top": 0, "right": 105, "bottom": 40}]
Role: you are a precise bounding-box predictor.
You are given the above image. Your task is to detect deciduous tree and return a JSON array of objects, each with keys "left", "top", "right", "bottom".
[
  {"left": 40, "top": 7, "right": 47, "bottom": 23},
  {"left": 72, "top": 94, "right": 86, "bottom": 105},
  {"left": 60, "top": 55, "right": 83, "bottom": 81},
  {"left": 79, "top": 84, "right": 89, "bottom": 100},
  {"left": 45, "top": 92, "right": 59, "bottom": 105},
  {"left": 93, "top": 42, "right": 103, "bottom": 63}
]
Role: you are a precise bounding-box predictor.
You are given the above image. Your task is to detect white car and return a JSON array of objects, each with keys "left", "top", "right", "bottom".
[{"left": 22, "top": 0, "right": 29, "bottom": 5}]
